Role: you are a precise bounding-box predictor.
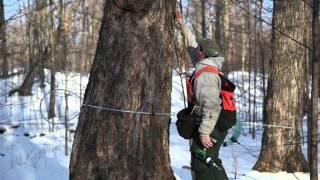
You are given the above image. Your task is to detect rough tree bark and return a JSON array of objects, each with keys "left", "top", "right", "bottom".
[
  {"left": 70, "top": 1, "right": 176, "bottom": 179},
  {"left": 0, "top": 0, "right": 8, "bottom": 77},
  {"left": 253, "top": 0, "right": 309, "bottom": 172}
]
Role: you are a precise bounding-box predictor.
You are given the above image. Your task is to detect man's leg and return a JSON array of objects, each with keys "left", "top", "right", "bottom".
[
  {"left": 191, "top": 128, "right": 228, "bottom": 180},
  {"left": 208, "top": 128, "right": 228, "bottom": 180}
]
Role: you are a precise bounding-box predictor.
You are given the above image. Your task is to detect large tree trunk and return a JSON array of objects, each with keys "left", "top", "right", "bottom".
[
  {"left": 253, "top": 0, "right": 308, "bottom": 172},
  {"left": 70, "top": 1, "right": 175, "bottom": 179},
  {"left": 0, "top": 0, "right": 8, "bottom": 77}
]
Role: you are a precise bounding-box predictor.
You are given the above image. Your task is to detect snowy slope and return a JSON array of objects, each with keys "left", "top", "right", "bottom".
[{"left": 0, "top": 70, "right": 318, "bottom": 180}]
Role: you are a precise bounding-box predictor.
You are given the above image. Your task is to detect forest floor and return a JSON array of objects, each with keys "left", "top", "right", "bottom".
[{"left": 0, "top": 69, "right": 319, "bottom": 180}]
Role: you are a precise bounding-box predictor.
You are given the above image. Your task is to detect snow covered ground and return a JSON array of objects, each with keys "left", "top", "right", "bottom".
[{"left": 0, "top": 70, "right": 318, "bottom": 180}]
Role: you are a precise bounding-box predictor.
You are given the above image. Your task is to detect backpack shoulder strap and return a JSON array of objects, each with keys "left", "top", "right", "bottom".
[{"left": 193, "top": 66, "right": 221, "bottom": 79}]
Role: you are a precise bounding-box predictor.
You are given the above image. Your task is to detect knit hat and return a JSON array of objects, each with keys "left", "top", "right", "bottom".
[{"left": 196, "top": 37, "right": 219, "bottom": 57}]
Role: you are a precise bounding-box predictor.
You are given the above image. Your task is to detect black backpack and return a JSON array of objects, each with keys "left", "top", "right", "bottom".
[{"left": 176, "top": 105, "right": 201, "bottom": 139}]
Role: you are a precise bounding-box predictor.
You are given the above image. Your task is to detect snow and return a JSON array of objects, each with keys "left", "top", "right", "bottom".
[{"left": 0, "top": 69, "right": 318, "bottom": 180}]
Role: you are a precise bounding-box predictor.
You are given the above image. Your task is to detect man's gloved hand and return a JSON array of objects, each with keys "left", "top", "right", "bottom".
[
  {"left": 200, "top": 135, "right": 213, "bottom": 149},
  {"left": 174, "top": 11, "right": 183, "bottom": 27}
]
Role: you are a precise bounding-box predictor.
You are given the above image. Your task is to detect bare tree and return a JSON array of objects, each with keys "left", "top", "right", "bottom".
[
  {"left": 215, "top": 0, "right": 230, "bottom": 74},
  {"left": 48, "top": 0, "right": 58, "bottom": 121},
  {"left": 245, "top": 0, "right": 253, "bottom": 136},
  {"left": 214, "top": 0, "right": 222, "bottom": 52},
  {"left": 189, "top": 0, "right": 201, "bottom": 36},
  {"left": 0, "top": 0, "right": 8, "bottom": 77},
  {"left": 69, "top": 1, "right": 176, "bottom": 179},
  {"left": 253, "top": 0, "right": 309, "bottom": 172},
  {"left": 258, "top": 0, "right": 267, "bottom": 126},
  {"left": 48, "top": 0, "right": 80, "bottom": 121},
  {"left": 310, "top": 0, "right": 319, "bottom": 179},
  {"left": 9, "top": 0, "right": 48, "bottom": 96},
  {"left": 201, "top": 0, "right": 206, "bottom": 38}
]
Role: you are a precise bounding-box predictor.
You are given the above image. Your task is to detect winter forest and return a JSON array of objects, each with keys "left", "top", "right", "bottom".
[{"left": 0, "top": 0, "right": 319, "bottom": 180}]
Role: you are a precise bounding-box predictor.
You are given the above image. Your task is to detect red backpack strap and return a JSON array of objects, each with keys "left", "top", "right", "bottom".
[
  {"left": 193, "top": 66, "right": 221, "bottom": 79},
  {"left": 186, "top": 77, "right": 193, "bottom": 103}
]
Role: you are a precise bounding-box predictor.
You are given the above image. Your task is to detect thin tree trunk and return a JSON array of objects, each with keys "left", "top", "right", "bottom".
[
  {"left": 11, "top": 0, "right": 42, "bottom": 95},
  {"left": 8, "top": 59, "right": 42, "bottom": 96},
  {"left": 222, "top": 0, "right": 230, "bottom": 75},
  {"left": 215, "top": 0, "right": 229, "bottom": 59},
  {"left": 252, "top": 0, "right": 259, "bottom": 140},
  {"left": 80, "top": 0, "right": 88, "bottom": 73},
  {"left": 38, "top": 0, "right": 46, "bottom": 88},
  {"left": 27, "top": 0, "right": 33, "bottom": 71},
  {"left": 253, "top": 0, "right": 308, "bottom": 172},
  {"left": 48, "top": 0, "right": 57, "bottom": 122},
  {"left": 240, "top": 13, "right": 247, "bottom": 123},
  {"left": 246, "top": 0, "right": 252, "bottom": 136},
  {"left": 65, "top": 73, "right": 69, "bottom": 156},
  {"left": 310, "top": 0, "right": 319, "bottom": 179},
  {"left": 61, "top": 0, "right": 67, "bottom": 72},
  {"left": 56, "top": 0, "right": 65, "bottom": 71},
  {"left": 215, "top": 0, "right": 222, "bottom": 51},
  {"left": 62, "top": 0, "right": 69, "bottom": 156},
  {"left": 70, "top": 1, "right": 176, "bottom": 179},
  {"left": 201, "top": 0, "right": 206, "bottom": 38},
  {"left": 259, "top": 0, "right": 267, "bottom": 126},
  {"left": 0, "top": 0, "right": 8, "bottom": 77}
]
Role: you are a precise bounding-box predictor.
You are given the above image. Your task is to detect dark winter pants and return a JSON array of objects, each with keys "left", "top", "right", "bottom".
[{"left": 191, "top": 128, "right": 228, "bottom": 180}]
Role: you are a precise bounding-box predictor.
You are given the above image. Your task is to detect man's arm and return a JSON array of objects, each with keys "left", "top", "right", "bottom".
[
  {"left": 175, "top": 12, "right": 198, "bottom": 47},
  {"left": 175, "top": 11, "right": 198, "bottom": 63}
]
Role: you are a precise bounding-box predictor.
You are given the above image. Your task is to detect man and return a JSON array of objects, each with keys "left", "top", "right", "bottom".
[{"left": 175, "top": 12, "right": 229, "bottom": 180}]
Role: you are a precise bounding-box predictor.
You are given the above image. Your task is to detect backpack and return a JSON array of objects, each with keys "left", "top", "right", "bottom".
[
  {"left": 176, "top": 105, "right": 201, "bottom": 139},
  {"left": 176, "top": 66, "right": 237, "bottom": 139}
]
